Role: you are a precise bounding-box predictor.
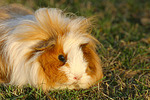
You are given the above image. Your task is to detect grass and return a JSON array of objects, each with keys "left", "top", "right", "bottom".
[{"left": 0, "top": 0, "right": 150, "bottom": 99}]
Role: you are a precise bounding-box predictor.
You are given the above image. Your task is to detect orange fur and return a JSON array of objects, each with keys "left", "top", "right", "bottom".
[
  {"left": 82, "top": 43, "right": 103, "bottom": 82},
  {"left": 0, "top": 39, "right": 10, "bottom": 83},
  {"left": 37, "top": 41, "right": 68, "bottom": 90}
]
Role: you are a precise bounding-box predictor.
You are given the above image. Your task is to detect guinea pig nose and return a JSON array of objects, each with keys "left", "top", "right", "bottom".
[{"left": 73, "top": 76, "right": 82, "bottom": 80}]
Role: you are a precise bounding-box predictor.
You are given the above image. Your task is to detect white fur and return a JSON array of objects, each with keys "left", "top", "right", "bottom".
[
  {"left": 1, "top": 15, "right": 40, "bottom": 86},
  {"left": 59, "top": 32, "right": 92, "bottom": 89}
]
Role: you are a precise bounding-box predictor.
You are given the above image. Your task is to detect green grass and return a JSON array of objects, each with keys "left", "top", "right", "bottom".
[{"left": 0, "top": 0, "right": 150, "bottom": 99}]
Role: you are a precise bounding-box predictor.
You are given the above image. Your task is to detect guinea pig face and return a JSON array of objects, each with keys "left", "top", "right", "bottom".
[
  {"left": 37, "top": 32, "right": 103, "bottom": 90},
  {"left": 58, "top": 33, "right": 92, "bottom": 89}
]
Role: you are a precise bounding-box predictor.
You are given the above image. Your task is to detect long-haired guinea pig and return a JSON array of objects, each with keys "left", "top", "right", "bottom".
[{"left": 0, "top": 4, "right": 103, "bottom": 91}]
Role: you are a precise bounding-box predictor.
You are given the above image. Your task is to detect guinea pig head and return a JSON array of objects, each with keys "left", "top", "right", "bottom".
[
  {"left": 36, "top": 33, "right": 103, "bottom": 90},
  {"left": 22, "top": 8, "right": 103, "bottom": 91}
]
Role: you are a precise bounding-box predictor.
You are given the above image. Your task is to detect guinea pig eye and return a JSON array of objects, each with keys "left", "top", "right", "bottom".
[{"left": 58, "top": 55, "right": 66, "bottom": 63}]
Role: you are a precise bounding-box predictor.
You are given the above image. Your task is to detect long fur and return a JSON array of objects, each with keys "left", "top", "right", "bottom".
[{"left": 0, "top": 4, "right": 103, "bottom": 91}]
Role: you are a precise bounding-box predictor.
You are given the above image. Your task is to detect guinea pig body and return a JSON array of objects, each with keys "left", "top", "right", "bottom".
[{"left": 0, "top": 4, "right": 103, "bottom": 91}]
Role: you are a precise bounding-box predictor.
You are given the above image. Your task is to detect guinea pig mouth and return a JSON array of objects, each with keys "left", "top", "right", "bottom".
[
  {"left": 72, "top": 82, "right": 81, "bottom": 89},
  {"left": 74, "top": 84, "right": 80, "bottom": 89}
]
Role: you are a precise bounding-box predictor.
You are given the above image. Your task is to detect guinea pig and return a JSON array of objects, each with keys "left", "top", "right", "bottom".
[{"left": 0, "top": 4, "right": 103, "bottom": 91}]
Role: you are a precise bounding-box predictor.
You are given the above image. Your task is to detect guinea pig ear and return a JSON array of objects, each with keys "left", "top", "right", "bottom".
[
  {"left": 34, "top": 38, "right": 56, "bottom": 51},
  {"left": 80, "top": 43, "right": 89, "bottom": 48}
]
